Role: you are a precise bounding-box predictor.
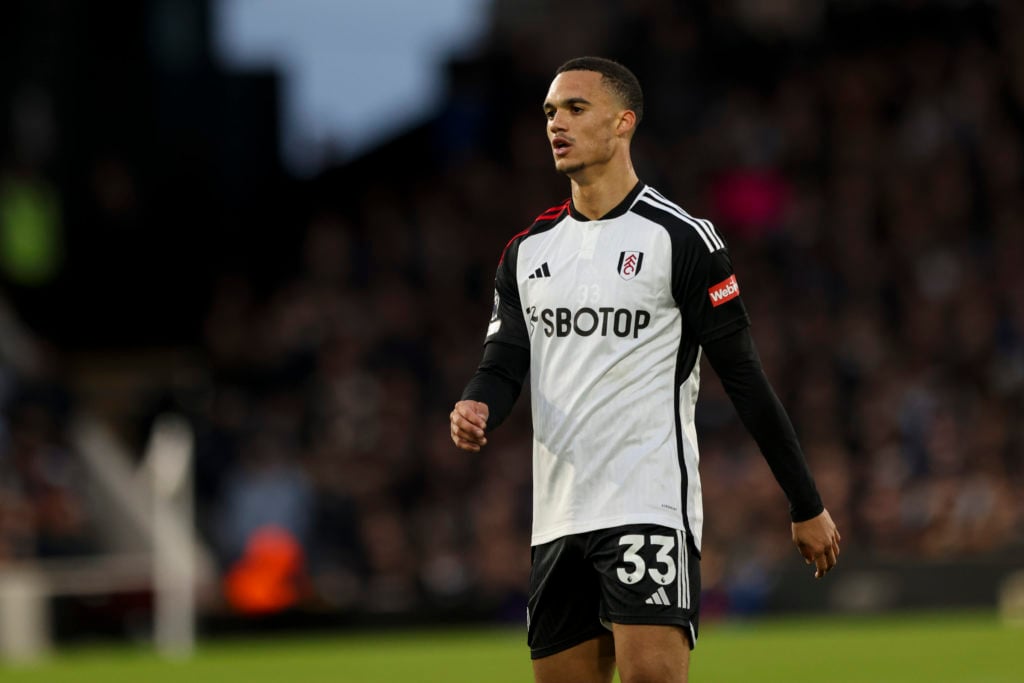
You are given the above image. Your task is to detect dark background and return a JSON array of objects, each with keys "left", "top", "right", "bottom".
[{"left": 1, "top": 0, "right": 1021, "bottom": 638}]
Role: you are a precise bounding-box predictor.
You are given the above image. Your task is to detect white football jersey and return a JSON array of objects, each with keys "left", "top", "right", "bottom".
[{"left": 486, "top": 183, "right": 749, "bottom": 550}]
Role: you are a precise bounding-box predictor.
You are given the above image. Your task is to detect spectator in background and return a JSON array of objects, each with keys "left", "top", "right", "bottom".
[
  {"left": 189, "top": 2, "right": 1023, "bottom": 619},
  {"left": 0, "top": 291, "right": 93, "bottom": 561},
  {"left": 5, "top": 1, "right": 1021, "bottom": 626}
]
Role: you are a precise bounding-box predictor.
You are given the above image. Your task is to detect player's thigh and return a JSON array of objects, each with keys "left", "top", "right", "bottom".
[
  {"left": 528, "top": 535, "right": 607, "bottom": 660},
  {"left": 612, "top": 623, "right": 691, "bottom": 683},
  {"left": 532, "top": 632, "right": 615, "bottom": 683}
]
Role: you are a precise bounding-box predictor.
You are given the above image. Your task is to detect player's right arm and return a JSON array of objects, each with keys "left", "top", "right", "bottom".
[
  {"left": 451, "top": 231, "right": 531, "bottom": 451},
  {"left": 451, "top": 341, "right": 529, "bottom": 451}
]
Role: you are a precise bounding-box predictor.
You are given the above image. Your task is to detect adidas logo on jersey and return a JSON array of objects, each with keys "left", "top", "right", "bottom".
[
  {"left": 528, "top": 263, "right": 552, "bottom": 279},
  {"left": 645, "top": 587, "right": 672, "bottom": 606},
  {"left": 708, "top": 274, "right": 740, "bottom": 307}
]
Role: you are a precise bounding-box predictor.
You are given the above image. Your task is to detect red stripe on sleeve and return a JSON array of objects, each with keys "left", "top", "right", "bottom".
[
  {"left": 537, "top": 199, "right": 570, "bottom": 219},
  {"left": 498, "top": 227, "right": 531, "bottom": 265},
  {"left": 498, "top": 200, "right": 569, "bottom": 264}
]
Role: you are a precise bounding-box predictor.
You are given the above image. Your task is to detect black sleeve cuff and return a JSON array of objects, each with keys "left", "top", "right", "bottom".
[{"left": 460, "top": 341, "right": 530, "bottom": 430}]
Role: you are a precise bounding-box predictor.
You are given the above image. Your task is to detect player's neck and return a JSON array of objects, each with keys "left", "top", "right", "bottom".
[{"left": 569, "top": 159, "right": 639, "bottom": 220}]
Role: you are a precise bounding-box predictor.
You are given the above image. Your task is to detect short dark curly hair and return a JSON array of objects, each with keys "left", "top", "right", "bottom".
[{"left": 555, "top": 56, "right": 644, "bottom": 124}]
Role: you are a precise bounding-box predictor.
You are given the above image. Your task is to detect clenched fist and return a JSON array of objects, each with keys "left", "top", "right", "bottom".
[{"left": 450, "top": 400, "right": 490, "bottom": 452}]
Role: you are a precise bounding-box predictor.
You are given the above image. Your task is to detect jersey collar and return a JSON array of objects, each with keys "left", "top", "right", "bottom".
[{"left": 569, "top": 181, "right": 646, "bottom": 222}]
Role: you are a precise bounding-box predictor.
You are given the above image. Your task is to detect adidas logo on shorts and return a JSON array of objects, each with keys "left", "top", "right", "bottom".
[{"left": 645, "top": 587, "right": 671, "bottom": 606}]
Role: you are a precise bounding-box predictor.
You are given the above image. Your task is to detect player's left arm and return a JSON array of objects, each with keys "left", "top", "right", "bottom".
[
  {"left": 703, "top": 328, "right": 841, "bottom": 578},
  {"left": 671, "top": 227, "right": 840, "bottom": 579}
]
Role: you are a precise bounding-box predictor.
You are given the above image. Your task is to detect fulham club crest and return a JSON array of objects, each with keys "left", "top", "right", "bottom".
[{"left": 617, "top": 251, "right": 644, "bottom": 280}]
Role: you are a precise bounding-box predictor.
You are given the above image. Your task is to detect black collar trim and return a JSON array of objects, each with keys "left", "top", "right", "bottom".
[{"left": 569, "top": 181, "right": 645, "bottom": 222}]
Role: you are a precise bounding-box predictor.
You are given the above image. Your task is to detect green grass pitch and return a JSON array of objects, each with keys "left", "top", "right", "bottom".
[{"left": 2, "top": 611, "right": 1020, "bottom": 682}]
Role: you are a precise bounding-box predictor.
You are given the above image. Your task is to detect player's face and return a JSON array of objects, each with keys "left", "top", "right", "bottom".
[{"left": 543, "top": 70, "right": 627, "bottom": 177}]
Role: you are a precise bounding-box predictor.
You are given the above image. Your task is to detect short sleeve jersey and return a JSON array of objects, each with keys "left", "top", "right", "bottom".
[{"left": 487, "top": 183, "right": 749, "bottom": 550}]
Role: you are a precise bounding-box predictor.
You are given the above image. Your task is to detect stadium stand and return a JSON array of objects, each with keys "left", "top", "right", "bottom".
[{"left": 1, "top": 0, "right": 1022, "bottom": 642}]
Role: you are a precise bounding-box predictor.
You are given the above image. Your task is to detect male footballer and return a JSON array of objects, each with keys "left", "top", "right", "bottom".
[{"left": 450, "top": 56, "right": 840, "bottom": 683}]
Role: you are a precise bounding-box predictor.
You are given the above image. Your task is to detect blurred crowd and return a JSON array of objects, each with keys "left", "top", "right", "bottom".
[
  {"left": 2, "top": 0, "right": 1023, "bottom": 622},
  {"left": 0, "top": 299, "right": 92, "bottom": 562}
]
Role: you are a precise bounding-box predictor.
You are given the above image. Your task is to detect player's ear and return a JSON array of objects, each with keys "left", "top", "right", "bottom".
[{"left": 617, "top": 110, "right": 637, "bottom": 138}]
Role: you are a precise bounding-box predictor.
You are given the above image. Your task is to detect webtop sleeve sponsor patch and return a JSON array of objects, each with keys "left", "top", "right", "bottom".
[{"left": 708, "top": 274, "right": 740, "bottom": 307}]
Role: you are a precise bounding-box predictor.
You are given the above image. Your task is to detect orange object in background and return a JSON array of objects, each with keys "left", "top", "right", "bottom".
[{"left": 224, "top": 526, "right": 306, "bottom": 615}]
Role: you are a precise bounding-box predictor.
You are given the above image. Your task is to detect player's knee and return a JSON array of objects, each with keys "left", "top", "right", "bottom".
[
  {"left": 615, "top": 639, "right": 690, "bottom": 683},
  {"left": 613, "top": 623, "right": 690, "bottom": 683},
  {"left": 618, "top": 666, "right": 683, "bottom": 683},
  {"left": 617, "top": 656, "right": 686, "bottom": 683}
]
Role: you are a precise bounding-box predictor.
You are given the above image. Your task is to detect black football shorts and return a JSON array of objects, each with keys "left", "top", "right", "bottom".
[{"left": 527, "top": 523, "right": 701, "bottom": 660}]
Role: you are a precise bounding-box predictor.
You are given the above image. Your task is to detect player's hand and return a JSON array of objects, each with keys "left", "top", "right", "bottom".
[
  {"left": 792, "top": 508, "right": 841, "bottom": 579},
  {"left": 450, "top": 400, "right": 490, "bottom": 452}
]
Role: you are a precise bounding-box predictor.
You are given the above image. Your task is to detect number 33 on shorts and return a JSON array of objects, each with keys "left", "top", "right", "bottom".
[
  {"left": 617, "top": 533, "right": 677, "bottom": 585},
  {"left": 609, "top": 528, "right": 697, "bottom": 612}
]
